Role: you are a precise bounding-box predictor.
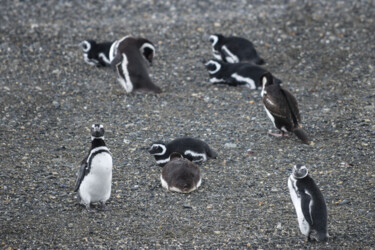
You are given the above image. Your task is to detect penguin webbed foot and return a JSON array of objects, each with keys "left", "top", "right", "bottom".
[
  {"left": 98, "top": 202, "right": 108, "bottom": 211},
  {"left": 268, "top": 131, "right": 289, "bottom": 137}
]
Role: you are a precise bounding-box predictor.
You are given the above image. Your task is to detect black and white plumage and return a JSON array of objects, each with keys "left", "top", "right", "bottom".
[
  {"left": 288, "top": 164, "right": 328, "bottom": 242},
  {"left": 148, "top": 137, "right": 217, "bottom": 166},
  {"left": 74, "top": 124, "right": 113, "bottom": 210},
  {"left": 261, "top": 72, "right": 312, "bottom": 145},
  {"left": 209, "top": 34, "right": 265, "bottom": 65},
  {"left": 79, "top": 40, "right": 114, "bottom": 67},
  {"left": 204, "top": 59, "right": 281, "bottom": 89},
  {"left": 110, "top": 35, "right": 161, "bottom": 94},
  {"left": 161, "top": 152, "right": 202, "bottom": 193}
]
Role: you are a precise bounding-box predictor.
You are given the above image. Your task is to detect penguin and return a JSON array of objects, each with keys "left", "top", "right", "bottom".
[
  {"left": 79, "top": 40, "right": 114, "bottom": 67},
  {"left": 204, "top": 59, "right": 281, "bottom": 89},
  {"left": 288, "top": 164, "right": 329, "bottom": 242},
  {"left": 161, "top": 152, "right": 201, "bottom": 193},
  {"left": 148, "top": 137, "right": 217, "bottom": 166},
  {"left": 209, "top": 34, "right": 265, "bottom": 65},
  {"left": 74, "top": 124, "right": 113, "bottom": 210},
  {"left": 260, "top": 72, "right": 312, "bottom": 145},
  {"left": 110, "top": 35, "right": 161, "bottom": 94}
]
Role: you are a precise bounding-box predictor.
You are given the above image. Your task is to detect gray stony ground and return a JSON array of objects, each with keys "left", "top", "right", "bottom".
[{"left": 1, "top": 0, "right": 374, "bottom": 248}]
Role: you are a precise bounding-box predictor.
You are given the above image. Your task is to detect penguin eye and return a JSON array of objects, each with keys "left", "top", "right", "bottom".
[{"left": 209, "top": 38, "right": 214, "bottom": 44}]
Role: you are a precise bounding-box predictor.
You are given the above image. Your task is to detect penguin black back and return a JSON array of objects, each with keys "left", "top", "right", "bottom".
[
  {"left": 80, "top": 40, "right": 113, "bottom": 67},
  {"left": 209, "top": 34, "right": 265, "bottom": 65},
  {"left": 261, "top": 72, "right": 311, "bottom": 144},
  {"left": 288, "top": 164, "right": 328, "bottom": 242},
  {"left": 111, "top": 36, "right": 161, "bottom": 94}
]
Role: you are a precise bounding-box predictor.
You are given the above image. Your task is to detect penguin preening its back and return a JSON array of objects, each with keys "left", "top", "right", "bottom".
[
  {"left": 209, "top": 34, "right": 265, "bottom": 65},
  {"left": 74, "top": 124, "right": 113, "bottom": 210},
  {"left": 204, "top": 59, "right": 281, "bottom": 89},
  {"left": 288, "top": 164, "right": 328, "bottom": 242},
  {"left": 261, "top": 72, "right": 312, "bottom": 145},
  {"left": 148, "top": 137, "right": 217, "bottom": 166},
  {"left": 110, "top": 36, "right": 161, "bottom": 94},
  {"left": 161, "top": 152, "right": 202, "bottom": 193},
  {"left": 80, "top": 40, "right": 114, "bottom": 67}
]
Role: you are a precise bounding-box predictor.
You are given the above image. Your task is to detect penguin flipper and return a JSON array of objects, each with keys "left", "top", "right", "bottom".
[
  {"left": 300, "top": 190, "right": 314, "bottom": 226},
  {"left": 262, "top": 93, "right": 289, "bottom": 120},
  {"left": 280, "top": 87, "right": 301, "bottom": 122},
  {"left": 74, "top": 157, "right": 89, "bottom": 192}
]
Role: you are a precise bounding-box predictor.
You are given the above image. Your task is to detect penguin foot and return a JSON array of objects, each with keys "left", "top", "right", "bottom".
[
  {"left": 268, "top": 131, "right": 289, "bottom": 137},
  {"left": 98, "top": 202, "right": 108, "bottom": 211}
]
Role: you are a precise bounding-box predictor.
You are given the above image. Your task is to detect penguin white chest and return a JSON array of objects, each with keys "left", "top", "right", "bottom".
[
  {"left": 288, "top": 177, "right": 311, "bottom": 236},
  {"left": 79, "top": 153, "right": 113, "bottom": 204}
]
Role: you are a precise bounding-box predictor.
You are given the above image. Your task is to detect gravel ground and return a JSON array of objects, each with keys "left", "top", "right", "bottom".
[{"left": 1, "top": 0, "right": 374, "bottom": 248}]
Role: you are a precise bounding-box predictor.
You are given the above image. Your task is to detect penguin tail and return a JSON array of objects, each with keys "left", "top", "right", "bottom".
[{"left": 293, "top": 127, "right": 313, "bottom": 145}]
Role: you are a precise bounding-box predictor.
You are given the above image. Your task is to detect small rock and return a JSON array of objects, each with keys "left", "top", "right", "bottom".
[{"left": 224, "top": 143, "right": 237, "bottom": 148}]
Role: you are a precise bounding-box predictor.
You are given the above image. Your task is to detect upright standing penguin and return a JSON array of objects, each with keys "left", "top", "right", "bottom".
[
  {"left": 79, "top": 40, "right": 115, "bottom": 67},
  {"left": 110, "top": 36, "right": 161, "bottom": 94},
  {"left": 288, "top": 164, "right": 328, "bottom": 242},
  {"left": 74, "top": 124, "right": 113, "bottom": 210},
  {"left": 209, "top": 34, "right": 265, "bottom": 65},
  {"left": 204, "top": 59, "right": 281, "bottom": 89},
  {"left": 261, "top": 72, "right": 312, "bottom": 145},
  {"left": 161, "top": 152, "right": 202, "bottom": 193},
  {"left": 148, "top": 137, "right": 217, "bottom": 166}
]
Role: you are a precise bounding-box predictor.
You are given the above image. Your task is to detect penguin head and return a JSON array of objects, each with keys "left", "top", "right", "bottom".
[
  {"left": 260, "top": 72, "right": 275, "bottom": 88},
  {"left": 80, "top": 40, "right": 100, "bottom": 66},
  {"left": 204, "top": 59, "right": 222, "bottom": 75},
  {"left": 209, "top": 34, "right": 223, "bottom": 47},
  {"left": 148, "top": 142, "right": 167, "bottom": 156},
  {"left": 91, "top": 124, "right": 105, "bottom": 139},
  {"left": 292, "top": 164, "right": 309, "bottom": 179},
  {"left": 138, "top": 38, "right": 155, "bottom": 65}
]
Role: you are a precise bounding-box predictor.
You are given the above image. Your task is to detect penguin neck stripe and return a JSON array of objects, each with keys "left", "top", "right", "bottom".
[
  {"left": 222, "top": 45, "right": 239, "bottom": 63},
  {"left": 87, "top": 146, "right": 111, "bottom": 164}
]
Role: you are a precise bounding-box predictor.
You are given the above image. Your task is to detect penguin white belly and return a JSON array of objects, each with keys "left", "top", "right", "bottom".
[
  {"left": 79, "top": 153, "right": 113, "bottom": 204},
  {"left": 288, "top": 177, "right": 310, "bottom": 236}
]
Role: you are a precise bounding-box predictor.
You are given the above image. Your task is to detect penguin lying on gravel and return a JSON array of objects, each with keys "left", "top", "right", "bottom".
[
  {"left": 79, "top": 40, "right": 115, "bottom": 67},
  {"left": 110, "top": 35, "right": 161, "bottom": 94},
  {"left": 148, "top": 137, "right": 217, "bottom": 166},
  {"left": 161, "top": 152, "right": 201, "bottom": 193},
  {"left": 261, "top": 72, "right": 312, "bottom": 145},
  {"left": 74, "top": 124, "right": 113, "bottom": 210},
  {"left": 209, "top": 34, "right": 265, "bottom": 65},
  {"left": 288, "top": 164, "right": 328, "bottom": 242},
  {"left": 204, "top": 59, "right": 281, "bottom": 89}
]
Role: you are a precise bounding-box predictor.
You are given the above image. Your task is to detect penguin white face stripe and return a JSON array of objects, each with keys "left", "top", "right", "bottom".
[
  {"left": 140, "top": 43, "right": 155, "bottom": 55},
  {"left": 80, "top": 41, "right": 91, "bottom": 52},
  {"left": 150, "top": 144, "right": 167, "bottom": 156},
  {"left": 116, "top": 53, "right": 133, "bottom": 93},
  {"left": 205, "top": 60, "right": 221, "bottom": 74},
  {"left": 156, "top": 156, "right": 170, "bottom": 164},
  {"left": 209, "top": 35, "right": 219, "bottom": 46},
  {"left": 184, "top": 150, "right": 207, "bottom": 162},
  {"left": 231, "top": 73, "right": 256, "bottom": 89},
  {"left": 99, "top": 52, "right": 111, "bottom": 64},
  {"left": 222, "top": 45, "right": 239, "bottom": 63}
]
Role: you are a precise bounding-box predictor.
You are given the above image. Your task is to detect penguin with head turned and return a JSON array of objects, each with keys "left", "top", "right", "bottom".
[
  {"left": 209, "top": 34, "right": 265, "bottom": 65},
  {"left": 110, "top": 35, "right": 161, "bottom": 94},
  {"left": 204, "top": 59, "right": 281, "bottom": 89},
  {"left": 161, "top": 152, "right": 202, "bottom": 193},
  {"left": 79, "top": 40, "right": 115, "bottom": 67},
  {"left": 148, "top": 137, "right": 217, "bottom": 166},
  {"left": 74, "top": 124, "right": 113, "bottom": 210},
  {"left": 288, "top": 164, "right": 329, "bottom": 242},
  {"left": 260, "top": 72, "right": 312, "bottom": 145}
]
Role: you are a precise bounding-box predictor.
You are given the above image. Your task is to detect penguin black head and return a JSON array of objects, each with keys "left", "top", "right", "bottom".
[
  {"left": 209, "top": 34, "right": 223, "bottom": 47},
  {"left": 91, "top": 124, "right": 105, "bottom": 139},
  {"left": 292, "top": 164, "right": 308, "bottom": 179},
  {"left": 260, "top": 72, "right": 275, "bottom": 88},
  {"left": 137, "top": 38, "right": 155, "bottom": 65},
  {"left": 80, "top": 40, "right": 101, "bottom": 66},
  {"left": 148, "top": 142, "right": 167, "bottom": 155},
  {"left": 204, "top": 59, "right": 222, "bottom": 75}
]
